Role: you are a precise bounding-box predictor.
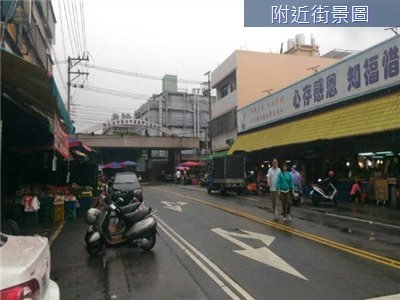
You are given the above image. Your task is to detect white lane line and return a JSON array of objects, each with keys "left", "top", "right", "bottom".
[
  {"left": 157, "top": 223, "right": 240, "bottom": 300},
  {"left": 171, "top": 185, "right": 260, "bottom": 202},
  {"left": 365, "top": 293, "right": 400, "bottom": 299},
  {"left": 176, "top": 185, "right": 205, "bottom": 192},
  {"left": 157, "top": 216, "right": 255, "bottom": 300},
  {"left": 325, "top": 212, "right": 400, "bottom": 230},
  {"left": 237, "top": 196, "right": 260, "bottom": 202}
]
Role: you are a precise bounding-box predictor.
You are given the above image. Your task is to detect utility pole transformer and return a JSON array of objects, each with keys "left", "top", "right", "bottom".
[{"left": 67, "top": 55, "right": 90, "bottom": 115}]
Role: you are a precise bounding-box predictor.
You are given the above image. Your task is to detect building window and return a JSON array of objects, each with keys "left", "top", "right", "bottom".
[
  {"left": 229, "top": 79, "right": 236, "bottom": 92},
  {"left": 220, "top": 83, "right": 229, "bottom": 98}
]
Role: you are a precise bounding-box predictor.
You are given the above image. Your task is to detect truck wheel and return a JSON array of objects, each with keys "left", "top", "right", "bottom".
[{"left": 220, "top": 187, "right": 227, "bottom": 196}]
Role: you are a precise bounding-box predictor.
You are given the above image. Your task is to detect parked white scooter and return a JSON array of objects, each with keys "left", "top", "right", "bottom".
[{"left": 310, "top": 171, "right": 338, "bottom": 206}]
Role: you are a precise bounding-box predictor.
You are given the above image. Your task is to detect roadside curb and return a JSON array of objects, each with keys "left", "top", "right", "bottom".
[
  {"left": 106, "top": 249, "right": 131, "bottom": 300},
  {"left": 49, "top": 221, "right": 65, "bottom": 247}
]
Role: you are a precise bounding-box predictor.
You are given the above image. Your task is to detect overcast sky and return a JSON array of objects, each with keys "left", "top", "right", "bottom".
[{"left": 52, "top": 0, "right": 395, "bottom": 132}]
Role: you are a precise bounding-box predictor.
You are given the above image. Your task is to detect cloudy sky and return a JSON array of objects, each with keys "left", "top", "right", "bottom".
[{"left": 51, "top": 0, "right": 395, "bottom": 132}]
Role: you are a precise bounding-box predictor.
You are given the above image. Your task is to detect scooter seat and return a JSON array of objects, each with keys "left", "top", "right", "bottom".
[
  {"left": 123, "top": 205, "right": 151, "bottom": 224},
  {"left": 119, "top": 202, "right": 141, "bottom": 214}
]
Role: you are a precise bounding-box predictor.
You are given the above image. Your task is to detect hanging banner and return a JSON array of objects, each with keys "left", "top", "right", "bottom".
[
  {"left": 238, "top": 34, "right": 400, "bottom": 133},
  {"left": 54, "top": 115, "right": 70, "bottom": 159}
]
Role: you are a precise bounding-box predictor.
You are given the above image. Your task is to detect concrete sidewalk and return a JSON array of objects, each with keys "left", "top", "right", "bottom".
[{"left": 50, "top": 218, "right": 107, "bottom": 300}]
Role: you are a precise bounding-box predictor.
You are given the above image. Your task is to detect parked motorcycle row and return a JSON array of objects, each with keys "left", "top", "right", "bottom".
[{"left": 84, "top": 174, "right": 158, "bottom": 256}]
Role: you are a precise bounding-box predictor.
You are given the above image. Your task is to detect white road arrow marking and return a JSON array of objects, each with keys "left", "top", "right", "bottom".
[
  {"left": 212, "top": 228, "right": 308, "bottom": 281},
  {"left": 365, "top": 293, "right": 400, "bottom": 300},
  {"left": 161, "top": 201, "right": 188, "bottom": 212}
]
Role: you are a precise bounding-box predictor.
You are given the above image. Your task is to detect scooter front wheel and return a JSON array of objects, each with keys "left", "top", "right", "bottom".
[
  {"left": 141, "top": 230, "right": 156, "bottom": 251},
  {"left": 86, "top": 239, "right": 104, "bottom": 256}
]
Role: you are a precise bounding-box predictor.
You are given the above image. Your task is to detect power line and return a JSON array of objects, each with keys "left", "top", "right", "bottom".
[
  {"left": 84, "top": 64, "right": 203, "bottom": 84},
  {"left": 67, "top": 0, "right": 81, "bottom": 55},
  {"left": 62, "top": 0, "right": 78, "bottom": 57},
  {"left": 51, "top": 47, "right": 68, "bottom": 94},
  {"left": 72, "top": 0, "right": 84, "bottom": 54},
  {"left": 57, "top": 0, "right": 67, "bottom": 59},
  {"left": 73, "top": 103, "right": 138, "bottom": 110},
  {"left": 55, "top": 61, "right": 204, "bottom": 85},
  {"left": 80, "top": 0, "right": 88, "bottom": 53},
  {"left": 80, "top": 85, "right": 151, "bottom": 100}
]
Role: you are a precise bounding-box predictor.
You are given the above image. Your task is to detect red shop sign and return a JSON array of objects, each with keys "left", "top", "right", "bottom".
[{"left": 54, "top": 115, "right": 69, "bottom": 159}]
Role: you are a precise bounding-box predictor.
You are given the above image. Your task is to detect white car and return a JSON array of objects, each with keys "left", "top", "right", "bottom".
[{"left": 0, "top": 233, "right": 60, "bottom": 300}]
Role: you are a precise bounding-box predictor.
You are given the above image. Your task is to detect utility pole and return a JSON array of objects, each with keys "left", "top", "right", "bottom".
[
  {"left": 203, "top": 71, "right": 212, "bottom": 156},
  {"left": 67, "top": 55, "right": 90, "bottom": 115}
]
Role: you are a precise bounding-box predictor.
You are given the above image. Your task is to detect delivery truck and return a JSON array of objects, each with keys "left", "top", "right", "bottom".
[{"left": 207, "top": 156, "right": 246, "bottom": 195}]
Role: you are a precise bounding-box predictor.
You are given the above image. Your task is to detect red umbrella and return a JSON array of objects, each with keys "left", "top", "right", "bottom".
[
  {"left": 175, "top": 166, "right": 189, "bottom": 171},
  {"left": 179, "top": 161, "right": 204, "bottom": 167}
]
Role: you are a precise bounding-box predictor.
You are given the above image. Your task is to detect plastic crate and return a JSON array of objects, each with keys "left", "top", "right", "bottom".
[
  {"left": 54, "top": 203, "right": 64, "bottom": 223},
  {"left": 78, "top": 198, "right": 93, "bottom": 217},
  {"left": 65, "top": 201, "right": 77, "bottom": 220},
  {"left": 39, "top": 203, "right": 54, "bottom": 224}
]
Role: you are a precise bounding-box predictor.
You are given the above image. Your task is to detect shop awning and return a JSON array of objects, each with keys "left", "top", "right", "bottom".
[
  {"left": 229, "top": 92, "right": 400, "bottom": 154},
  {"left": 1, "top": 48, "right": 74, "bottom": 133},
  {"left": 207, "top": 150, "right": 228, "bottom": 160}
]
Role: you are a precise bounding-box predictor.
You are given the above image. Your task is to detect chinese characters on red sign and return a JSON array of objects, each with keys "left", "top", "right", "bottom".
[{"left": 54, "top": 115, "right": 70, "bottom": 159}]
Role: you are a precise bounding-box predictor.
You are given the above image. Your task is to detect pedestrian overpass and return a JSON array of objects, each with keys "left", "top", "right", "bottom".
[{"left": 74, "top": 134, "right": 200, "bottom": 150}]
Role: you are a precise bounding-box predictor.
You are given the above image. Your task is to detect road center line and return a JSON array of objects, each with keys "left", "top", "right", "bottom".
[
  {"left": 156, "top": 216, "right": 255, "bottom": 300},
  {"left": 171, "top": 185, "right": 399, "bottom": 230},
  {"left": 171, "top": 185, "right": 260, "bottom": 202},
  {"left": 151, "top": 186, "right": 400, "bottom": 270}
]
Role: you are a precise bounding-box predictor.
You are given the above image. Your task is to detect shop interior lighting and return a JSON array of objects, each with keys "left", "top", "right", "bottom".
[
  {"left": 366, "top": 160, "right": 373, "bottom": 167},
  {"left": 376, "top": 151, "right": 393, "bottom": 155},
  {"left": 358, "top": 152, "right": 374, "bottom": 156}
]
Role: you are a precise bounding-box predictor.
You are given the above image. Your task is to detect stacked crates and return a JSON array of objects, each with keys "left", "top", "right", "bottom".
[
  {"left": 54, "top": 201, "right": 64, "bottom": 224},
  {"left": 39, "top": 197, "right": 54, "bottom": 224},
  {"left": 65, "top": 200, "right": 77, "bottom": 220},
  {"left": 78, "top": 197, "right": 93, "bottom": 217}
]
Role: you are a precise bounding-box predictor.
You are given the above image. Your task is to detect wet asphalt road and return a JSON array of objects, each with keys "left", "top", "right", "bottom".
[{"left": 51, "top": 183, "right": 400, "bottom": 299}]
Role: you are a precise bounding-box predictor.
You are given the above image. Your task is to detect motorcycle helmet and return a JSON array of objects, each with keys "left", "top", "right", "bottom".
[
  {"left": 85, "top": 208, "right": 101, "bottom": 225},
  {"left": 328, "top": 170, "right": 334, "bottom": 177}
]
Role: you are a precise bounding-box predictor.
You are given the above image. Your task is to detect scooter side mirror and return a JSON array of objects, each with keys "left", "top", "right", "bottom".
[{"left": 116, "top": 197, "right": 124, "bottom": 205}]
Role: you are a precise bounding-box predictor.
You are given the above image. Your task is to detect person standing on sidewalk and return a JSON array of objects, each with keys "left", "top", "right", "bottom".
[
  {"left": 267, "top": 159, "right": 281, "bottom": 221},
  {"left": 176, "top": 169, "right": 181, "bottom": 184},
  {"left": 277, "top": 163, "right": 295, "bottom": 222},
  {"left": 291, "top": 165, "right": 304, "bottom": 204}
]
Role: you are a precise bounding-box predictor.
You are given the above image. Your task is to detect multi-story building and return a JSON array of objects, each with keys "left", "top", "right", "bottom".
[
  {"left": 134, "top": 75, "right": 212, "bottom": 159},
  {"left": 210, "top": 38, "right": 340, "bottom": 153},
  {"left": 1, "top": 0, "right": 56, "bottom": 71}
]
